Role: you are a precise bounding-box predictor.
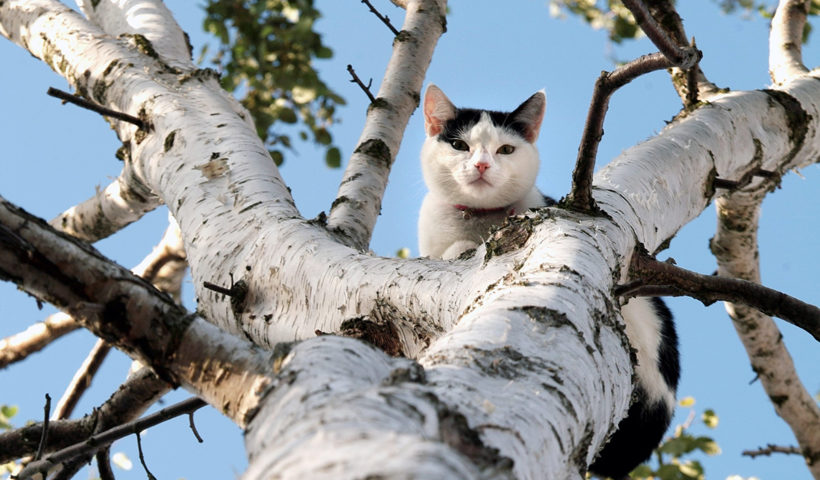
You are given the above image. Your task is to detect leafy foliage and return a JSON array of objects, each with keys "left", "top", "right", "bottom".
[
  {"left": 550, "top": 1, "right": 820, "bottom": 46},
  {"left": 0, "top": 405, "right": 16, "bottom": 431},
  {"left": 548, "top": 0, "right": 643, "bottom": 43},
  {"left": 201, "top": 0, "right": 345, "bottom": 167},
  {"left": 716, "top": 0, "right": 820, "bottom": 43},
  {"left": 629, "top": 397, "right": 722, "bottom": 480}
]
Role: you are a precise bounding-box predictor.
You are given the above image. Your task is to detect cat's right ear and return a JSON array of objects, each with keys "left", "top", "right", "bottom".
[{"left": 423, "top": 84, "right": 456, "bottom": 137}]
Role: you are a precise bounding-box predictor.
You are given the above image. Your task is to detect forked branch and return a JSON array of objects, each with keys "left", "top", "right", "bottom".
[
  {"left": 13, "top": 397, "right": 206, "bottom": 480},
  {"left": 567, "top": 0, "right": 703, "bottom": 213},
  {"left": 567, "top": 53, "right": 677, "bottom": 212},
  {"left": 0, "top": 367, "right": 171, "bottom": 463},
  {"left": 620, "top": 0, "right": 698, "bottom": 69}
]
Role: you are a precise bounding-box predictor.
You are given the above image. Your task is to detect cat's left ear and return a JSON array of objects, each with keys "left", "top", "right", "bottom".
[{"left": 512, "top": 90, "right": 546, "bottom": 143}]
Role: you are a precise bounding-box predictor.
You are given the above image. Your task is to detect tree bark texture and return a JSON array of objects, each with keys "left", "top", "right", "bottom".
[{"left": 1, "top": 1, "right": 819, "bottom": 478}]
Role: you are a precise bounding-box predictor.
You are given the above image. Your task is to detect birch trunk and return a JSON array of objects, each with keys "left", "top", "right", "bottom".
[{"left": 0, "top": 1, "right": 819, "bottom": 478}]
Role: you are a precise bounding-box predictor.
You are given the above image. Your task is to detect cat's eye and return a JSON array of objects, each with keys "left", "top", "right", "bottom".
[
  {"left": 497, "top": 145, "right": 516, "bottom": 155},
  {"left": 450, "top": 139, "right": 470, "bottom": 151}
]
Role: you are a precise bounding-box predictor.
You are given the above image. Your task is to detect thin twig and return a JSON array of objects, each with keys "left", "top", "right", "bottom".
[
  {"left": 615, "top": 252, "right": 820, "bottom": 341},
  {"left": 347, "top": 64, "right": 377, "bottom": 103},
  {"left": 34, "top": 394, "right": 51, "bottom": 461},
  {"left": 14, "top": 397, "right": 206, "bottom": 480},
  {"left": 202, "top": 281, "right": 234, "bottom": 296},
  {"left": 360, "top": 0, "right": 400, "bottom": 35},
  {"left": 713, "top": 168, "right": 782, "bottom": 191},
  {"left": 136, "top": 431, "right": 156, "bottom": 480},
  {"left": 742, "top": 444, "right": 802, "bottom": 458},
  {"left": 567, "top": 52, "right": 673, "bottom": 212},
  {"left": 188, "top": 411, "right": 204, "bottom": 443},
  {"left": 47, "top": 87, "right": 147, "bottom": 130}
]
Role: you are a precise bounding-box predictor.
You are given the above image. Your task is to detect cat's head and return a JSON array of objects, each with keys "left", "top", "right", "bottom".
[{"left": 420, "top": 84, "right": 545, "bottom": 209}]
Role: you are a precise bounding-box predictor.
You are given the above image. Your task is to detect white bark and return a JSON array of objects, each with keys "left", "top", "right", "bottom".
[
  {"left": 2, "top": 1, "right": 820, "bottom": 478},
  {"left": 769, "top": 0, "right": 810, "bottom": 85},
  {"left": 714, "top": 194, "right": 820, "bottom": 477},
  {"left": 326, "top": 0, "right": 446, "bottom": 250},
  {"left": 77, "top": 0, "right": 194, "bottom": 69}
]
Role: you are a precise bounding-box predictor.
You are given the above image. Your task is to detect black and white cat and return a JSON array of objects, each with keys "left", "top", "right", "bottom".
[{"left": 418, "top": 84, "right": 680, "bottom": 479}]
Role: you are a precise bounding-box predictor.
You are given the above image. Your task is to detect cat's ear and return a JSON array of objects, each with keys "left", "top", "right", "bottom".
[
  {"left": 423, "top": 84, "right": 456, "bottom": 137},
  {"left": 511, "top": 90, "right": 546, "bottom": 143}
]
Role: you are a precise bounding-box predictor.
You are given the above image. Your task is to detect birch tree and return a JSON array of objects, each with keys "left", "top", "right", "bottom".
[{"left": 0, "top": 1, "right": 818, "bottom": 479}]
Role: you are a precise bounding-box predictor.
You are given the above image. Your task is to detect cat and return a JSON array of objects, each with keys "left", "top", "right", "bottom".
[{"left": 417, "top": 84, "right": 680, "bottom": 479}]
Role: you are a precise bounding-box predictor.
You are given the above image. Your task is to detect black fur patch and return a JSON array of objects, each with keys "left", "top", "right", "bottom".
[
  {"left": 438, "top": 108, "right": 530, "bottom": 143},
  {"left": 589, "top": 298, "right": 679, "bottom": 479},
  {"left": 588, "top": 385, "right": 673, "bottom": 478},
  {"left": 651, "top": 297, "right": 680, "bottom": 391}
]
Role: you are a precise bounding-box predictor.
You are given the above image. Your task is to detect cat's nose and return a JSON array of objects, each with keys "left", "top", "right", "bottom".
[{"left": 474, "top": 162, "right": 490, "bottom": 174}]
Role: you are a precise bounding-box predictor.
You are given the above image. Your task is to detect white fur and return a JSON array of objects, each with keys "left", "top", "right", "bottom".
[
  {"left": 620, "top": 298, "right": 676, "bottom": 411},
  {"left": 418, "top": 87, "right": 547, "bottom": 259}
]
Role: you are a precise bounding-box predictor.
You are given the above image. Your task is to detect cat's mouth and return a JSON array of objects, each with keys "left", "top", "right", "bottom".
[{"left": 468, "top": 177, "right": 493, "bottom": 187}]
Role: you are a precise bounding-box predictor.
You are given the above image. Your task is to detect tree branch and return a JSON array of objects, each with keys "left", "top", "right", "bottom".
[
  {"left": 567, "top": 52, "right": 674, "bottom": 213},
  {"left": 770, "top": 0, "right": 810, "bottom": 85},
  {"left": 14, "top": 397, "right": 206, "bottom": 480},
  {"left": 76, "top": 0, "right": 195, "bottom": 69},
  {"left": 327, "top": 0, "right": 447, "bottom": 250},
  {"left": 347, "top": 64, "right": 378, "bottom": 103},
  {"left": 639, "top": 0, "right": 723, "bottom": 104},
  {"left": 619, "top": 0, "right": 698, "bottom": 69},
  {"left": 0, "top": 196, "right": 271, "bottom": 425},
  {"left": 48, "top": 167, "right": 161, "bottom": 244},
  {"left": 47, "top": 87, "right": 147, "bottom": 130},
  {"left": 617, "top": 252, "right": 820, "bottom": 341},
  {"left": 34, "top": 394, "right": 51, "bottom": 461},
  {"left": 0, "top": 313, "right": 79, "bottom": 369},
  {"left": 360, "top": 0, "right": 400, "bottom": 35},
  {"left": 712, "top": 191, "right": 820, "bottom": 476},
  {"left": 742, "top": 444, "right": 803, "bottom": 459},
  {"left": 52, "top": 339, "right": 111, "bottom": 420},
  {"left": 0, "top": 367, "right": 171, "bottom": 463}
]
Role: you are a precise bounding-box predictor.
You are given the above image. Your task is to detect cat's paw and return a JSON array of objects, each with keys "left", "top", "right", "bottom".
[{"left": 441, "top": 240, "right": 479, "bottom": 260}]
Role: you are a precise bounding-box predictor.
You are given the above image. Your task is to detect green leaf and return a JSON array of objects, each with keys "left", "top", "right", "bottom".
[
  {"left": 315, "top": 128, "right": 332, "bottom": 145},
  {"left": 201, "top": 0, "right": 344, "bottom": 165},
  {"left": 630, "top": 463, "right": 653, "bottom": 477},
  {"left": 1, "top": 405, "right": 18, "bottom": 419},
  {"left": 702, "top": 408, "right": 719, "bottom": 428},
  {"left": 270, "top": 150, "right": 284, "bottom": 166},
  {"left": 660, "top": 435, "right": 699, "bottom": 456},
  {"left": 325, "top": 147, "right": 341, "bottom": 168},
  {"left": 693, "top": 436, "right": 721, "bottom": 456},
  {"left": 315, "top": 46, "right": 333, "bottom": 58}
]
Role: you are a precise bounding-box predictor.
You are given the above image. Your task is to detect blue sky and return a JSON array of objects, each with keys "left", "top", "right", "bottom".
[{"left": 1, "top": 1, "right": 818, "bottom": 479}]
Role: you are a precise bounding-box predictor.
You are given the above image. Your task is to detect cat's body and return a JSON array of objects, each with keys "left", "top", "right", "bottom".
[{"left": 418, "top": 84, "right": 680, "bottom": 479}]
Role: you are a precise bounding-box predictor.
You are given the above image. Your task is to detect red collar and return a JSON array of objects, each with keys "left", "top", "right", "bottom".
[{"left": 453, "top": 204, "right": 514, "bottom": 218}]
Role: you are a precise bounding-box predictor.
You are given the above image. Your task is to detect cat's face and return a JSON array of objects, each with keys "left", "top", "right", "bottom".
[{"left": 420, "top": 84, "right": 545, "bottom": 208}]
